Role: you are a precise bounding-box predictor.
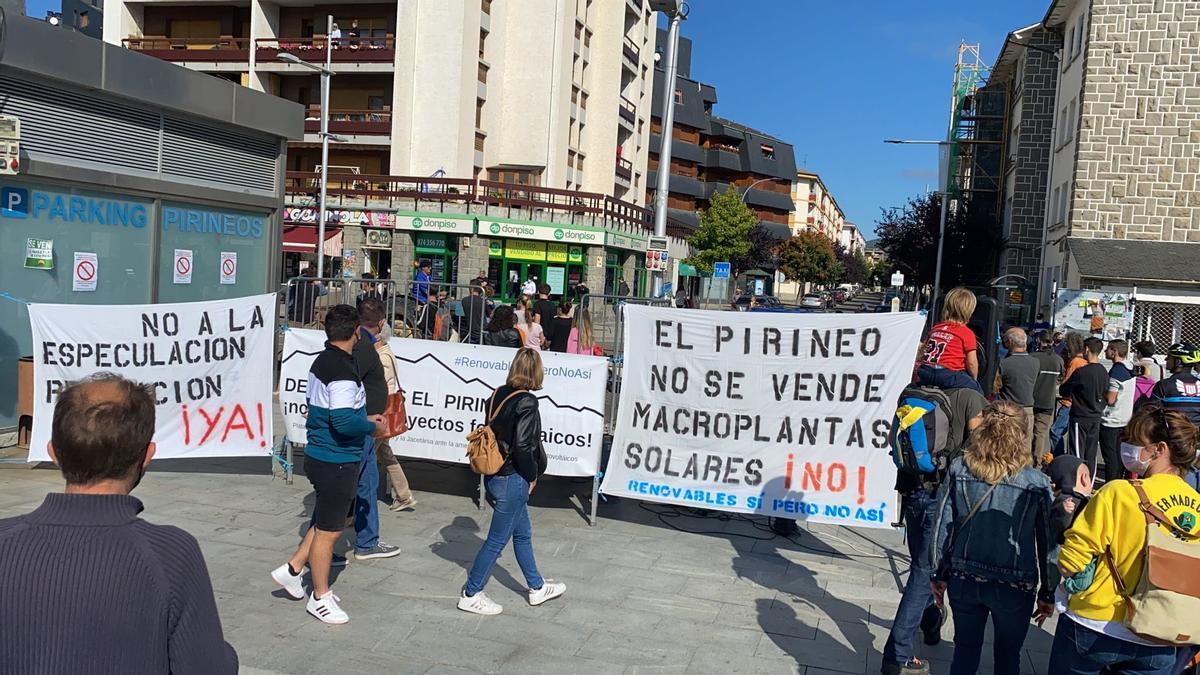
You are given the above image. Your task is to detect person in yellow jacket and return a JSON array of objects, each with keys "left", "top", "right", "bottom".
[
  {"left": 375, "top": 326, "right": 418, "bottom": 512},
  {"left": 1048, "top": 402, "right": 1200, "bottom": 675}
]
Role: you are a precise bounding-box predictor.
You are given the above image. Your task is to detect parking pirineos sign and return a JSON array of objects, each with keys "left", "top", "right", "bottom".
[{"left": 600, "top": 305, "right": 926, "bottom": 529}]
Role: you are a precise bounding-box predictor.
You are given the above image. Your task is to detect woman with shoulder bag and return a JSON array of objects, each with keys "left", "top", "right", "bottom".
[
  {"left": 458, "top": 348, "right": 565, "bottom": 616},
  {"left": 1048, "top": 402, "right": 1200, "bottom": 675},
  {"left": 931, "top": 400, "right": 1056, "bottom": 675},
  {"left": 374, "top": 324, "right": 417, "bottom": 512}
]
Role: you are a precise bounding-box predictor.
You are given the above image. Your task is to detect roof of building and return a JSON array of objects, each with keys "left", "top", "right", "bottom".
[
  {"left": 1069, "top": 237, "right": 1200, "bottom": 284},
  {"left": 1042, "top": 0, "right": 1075, "bottom": 28},
  {"left": 708, "top": 116, "right": 791, "bottom": 147},
  {"left": 0, "top": 11, "right": 302, "bottom": 139},
  {"left": 991, "top": 23, "right": 1042, "bottom": 81}
]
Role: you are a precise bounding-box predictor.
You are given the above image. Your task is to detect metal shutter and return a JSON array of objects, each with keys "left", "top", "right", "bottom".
[{"left": 161, "top": 115, "right": 279, "bottom": 194}]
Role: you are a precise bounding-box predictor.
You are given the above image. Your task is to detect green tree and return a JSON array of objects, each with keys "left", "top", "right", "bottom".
[
  {"left": 776, "top": 232, "right": 840, "bottom": 300},
  {"left": 685, "top": 185, "right": 757, "bottom": 275},
  {"left": 874, "top": 192, "right": 1002, "bottom": 290},
  {"left": 833, "top": 242, "right": 869, "bottom": 285}
]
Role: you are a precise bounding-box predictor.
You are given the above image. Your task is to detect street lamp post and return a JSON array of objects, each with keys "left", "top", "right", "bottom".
[
  {"left": 883, "top": 139, "right": 951, "bottom": 313},
  {"left": 278, "top": 15, "right": 337, "bottom": 278},
  {"left": 649, "top": 0, "right": 685, "bottom": 297},
  {"left": 739, "top": 177, "right": 784, "bottom": 204}
]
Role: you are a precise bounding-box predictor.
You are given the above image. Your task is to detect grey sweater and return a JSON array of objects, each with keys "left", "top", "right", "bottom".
[{"left": 0, "top": 493, "right": 237, "bottom": 674}]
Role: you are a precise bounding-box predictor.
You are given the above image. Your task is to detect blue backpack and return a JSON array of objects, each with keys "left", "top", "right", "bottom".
[{"left": 889, "top": 385, "right": 952, "bottom": 475}]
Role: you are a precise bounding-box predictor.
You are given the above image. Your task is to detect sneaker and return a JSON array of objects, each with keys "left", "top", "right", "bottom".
[
  {"left": 354, "top": 543, "right": 401, "bottom": 560},
  {"left": 271, "top": 563, "right": 305, "bottom": 600},
  {"left": 457, "top": 590, "right": 503, "bottom": 616},
  {"left": 881, "top": 658, "right": 930, "bottom": 675},
  {"left": 306, "top": 591, "right": 349, "bottom": 625},
  {"left": 528, "top": 580, "right": 566, "bottom": 606},
  {"left": 331, "top": 553, "right": 349, "bottom": 568},
  {"left": 388, "top": 497, "right": 418, "bottom": 512}
]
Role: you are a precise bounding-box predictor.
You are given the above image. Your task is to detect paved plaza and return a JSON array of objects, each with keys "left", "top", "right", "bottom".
[{"left": 0, "top": 456, "right": 1057, "bottom": 675}]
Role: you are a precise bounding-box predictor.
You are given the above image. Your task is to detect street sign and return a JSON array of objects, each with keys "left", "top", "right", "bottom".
[
  {"left": 714, "top": 262, "right": 731, "bottom": 279},
  {"left": 890, "top": 271, "right": 904, "bottom": 287}
]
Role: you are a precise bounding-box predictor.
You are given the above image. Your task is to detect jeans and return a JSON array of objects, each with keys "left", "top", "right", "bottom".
[
  {"left": 464, "top": 473, "right": 544, "bottom": 596},
  {"left": 916, "top": 364, "right": 985, "bottom": 395},
  {"left": 1049, "top": 404, "right": 1071, "bottom": 455},
  {"left": 353, "top": 436, "right": 380, "bottom": 553},
  {"left": 946, "top": 577, "right": 1034, "bottom": 675},
  {"left": 1047, "top": 615, "right": 1177, "bottom": 675},
  {"left": 883, "top": 488, "right": 942, "bottom": 666}
]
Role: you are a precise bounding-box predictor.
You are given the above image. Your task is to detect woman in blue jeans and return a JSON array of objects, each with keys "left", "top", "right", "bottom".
[
  {"left": 458, "top": 348, "right": 565, "bottom": 616},
  {"left": 932, "top": 401, "right": 1056, "bottom": 675}
]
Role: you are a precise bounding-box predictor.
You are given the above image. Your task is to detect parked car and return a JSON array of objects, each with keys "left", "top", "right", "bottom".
[
  {"left": 800, "top": 294, "right": 825, "bottom": 309},
  {"left": 833, "top": 289, "right": 848, "bottom": 303},
  {"left": 732, "top": 295, "right": 785, "bottom": 312}
]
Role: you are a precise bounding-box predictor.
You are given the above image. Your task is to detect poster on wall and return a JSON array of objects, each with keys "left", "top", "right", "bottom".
[
  {"left": 278, "top": 330, "right": 608, "bottom": 477},
  {"left": 600, "top": 305, "right": 926, "bottom": 529},
  {"left": 342, "top": 248, "right": 357, "bottom": 278},
  {"left": 72, "top": 252, "right": 98, "bottom": 292},
  {"left": 173, "top": 249, "right": 193, "bottom": 284},
  {"left": 219, "top": 252, "right": 237, "bottom": 285},
  {"left": 546, "top": 267, "right": 566, "bottom": 296},
  {"left": 1053, "top": 289, "right": 1134, "bottom": 340},
  {"left": 24, "top": 238, "right": 53, "bottom": 269},
  {"left": 27, "top": 293, "right": 277, "bottom": 461}
]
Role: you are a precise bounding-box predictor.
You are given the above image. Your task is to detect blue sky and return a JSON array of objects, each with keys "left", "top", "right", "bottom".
[
  {"left": 673, "top": 0, "right": 1047, "bottom": 237},
  {"left": 23, "top": 0, "right": 1046, "bottom": 236}
]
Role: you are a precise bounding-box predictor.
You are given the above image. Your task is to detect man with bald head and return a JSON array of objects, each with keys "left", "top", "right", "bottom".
[
  {"left": 0, "top": 373, "right": 237, "bottom": 674},
  {"left": 998, "top": 326, "right": 1039, "bottom": 447}
]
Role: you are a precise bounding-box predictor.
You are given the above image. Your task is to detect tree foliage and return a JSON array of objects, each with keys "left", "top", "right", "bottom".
[
  {"left": 732, "top": 226, "right": 780, "bottom": 275},
  {"left": 777, "top": 232, "right": 840, "bottom": 291},
  {"left": 833, "top": 242, "right": 869, "bottom": 285},
  {"left": 873, "top": 192, "right": 1002, "bottom": 290},
  {"left": 685, "top": 186, "right": 757, "bottom": 275}
]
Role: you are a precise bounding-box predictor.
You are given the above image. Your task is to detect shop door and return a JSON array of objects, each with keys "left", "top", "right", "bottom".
[
  {"left": 504, "top": 261, "right": 523, "bottom": 300},
  {"left": 524, "top": 262, "right": 545, "bottom": 289}
]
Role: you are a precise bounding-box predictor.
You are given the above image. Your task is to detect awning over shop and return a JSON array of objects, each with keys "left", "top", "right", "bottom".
[{"left": 282, "top": 225, "right": 342, "bottom": 254}]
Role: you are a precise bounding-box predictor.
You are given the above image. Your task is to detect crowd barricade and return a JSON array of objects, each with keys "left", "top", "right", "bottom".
[
  {"left": 282, "top": 276, "right": 400, "bottom": 332},
  {"left": 393, "top": 281, "right": 488, "bottom": 345}
]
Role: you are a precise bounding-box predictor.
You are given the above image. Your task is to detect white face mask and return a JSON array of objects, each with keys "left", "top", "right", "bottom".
[{"left": 1120, "top": 442, "right": 1153, "bottom": 474}]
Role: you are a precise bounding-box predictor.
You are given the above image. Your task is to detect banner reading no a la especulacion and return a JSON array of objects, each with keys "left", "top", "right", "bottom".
[
  {"left": 600, "top": 305, "right": 926, "bottom": 529},
  {"left": 279, "top": 329, "right": 607, "bottom": 477},
  {"left": 27, "top": 294, "right": 277, "bottom": 462}
]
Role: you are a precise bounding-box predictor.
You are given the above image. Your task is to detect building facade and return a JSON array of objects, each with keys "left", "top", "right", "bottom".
[
  {"left": 646, "top": 31, "right": 796, "bottom": 239},
  {"left": 1038, "top": 0, "right": 1200, "bottom": 344},
  {"left": 0, "top": 13, "right": 300, "bottom": 433},
  {"left": 109, "top": 0, "right": 656, "bottom": 204},
  {"left": 790, "top": 169, "right": 845, "bottom": 242},
  {"left": 839, "top": 222, "right": 865, "bottom": 254}
]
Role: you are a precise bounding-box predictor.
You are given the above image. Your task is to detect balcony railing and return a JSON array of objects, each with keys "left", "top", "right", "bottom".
[
  {"left": 304, "top": 107, "right": 391, "bottom": 136},
  {"left": 622, "top": 36, "right": 639, "bottom": 67},
  {"left": 284, "top": 171, "right": 652, "bottom": 229},
  {"left": 615, "top": 156, "right": 633, "bottom": 179},
  {"left": 256, "top": 36, "right": 395, "bottom": 63},
  {"left": 618, "top": 96, "right": 636, "bottom": 123},
  {"left": 122, "top": 36, "right": 250, "bottom": 61}
]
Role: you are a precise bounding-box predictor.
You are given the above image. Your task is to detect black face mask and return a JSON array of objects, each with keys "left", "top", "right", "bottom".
[{"left": 129, "top": 446, "right": 151, "bottom": 491}]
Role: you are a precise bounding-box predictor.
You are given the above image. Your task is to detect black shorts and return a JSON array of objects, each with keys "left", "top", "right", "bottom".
[{"left": 304, "top": 455, "right": 359, "bottom": 532}]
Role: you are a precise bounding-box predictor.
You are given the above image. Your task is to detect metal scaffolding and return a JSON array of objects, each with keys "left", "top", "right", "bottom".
[{"left": 947, "top": 43, "right": 1006, "bottom": 223}]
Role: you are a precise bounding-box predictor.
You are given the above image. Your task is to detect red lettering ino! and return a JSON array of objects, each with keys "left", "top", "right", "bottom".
[
  {"left": 181, "top": 402, "right": 267, "bottom": 448},
  {"left": 783, "top": 454, "right": 867, "bottom": 505}
]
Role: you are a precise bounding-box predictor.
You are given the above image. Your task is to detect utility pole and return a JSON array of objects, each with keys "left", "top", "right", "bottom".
[{"left": 649, "top": 0, "right": 685, "bottom": 297}]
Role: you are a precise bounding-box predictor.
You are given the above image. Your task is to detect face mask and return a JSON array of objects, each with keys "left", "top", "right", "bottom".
[{"left": 1120, "top": 442, "right": 1152, "bottom": 474}]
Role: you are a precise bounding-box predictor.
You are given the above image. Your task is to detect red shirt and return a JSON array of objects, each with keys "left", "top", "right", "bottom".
[{"left": 922, "top": 321, "right": 977, "bottom": 371}]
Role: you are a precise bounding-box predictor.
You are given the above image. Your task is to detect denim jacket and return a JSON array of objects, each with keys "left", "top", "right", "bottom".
[{"left": 931, "top": 457, "right": 1054, "bottom": 596}]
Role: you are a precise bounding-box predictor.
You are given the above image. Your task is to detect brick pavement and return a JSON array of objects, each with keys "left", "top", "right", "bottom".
[{"left": 0, "top": 458, "right": 1058, "bottom": 674}]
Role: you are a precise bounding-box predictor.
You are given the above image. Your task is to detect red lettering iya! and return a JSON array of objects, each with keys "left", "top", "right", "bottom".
[{"left": 182, "top": 402, "right": 266, "bottom": 447}]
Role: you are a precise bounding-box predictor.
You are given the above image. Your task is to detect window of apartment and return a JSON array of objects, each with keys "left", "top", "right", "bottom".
[
  {"left": 481, "top": 0, "right": 492, "bottom": 16},
  {"left": 1067, "top": 24, "right": 1077, "bottom": 62},
  {"left": 580, "top": 92, "right": 588, "bottom": 109},
  {"left": 673, "top": 89, "right": 683, "bottom": 104},
  {"left": 575, "top": 22, "right": 582, "bottom": 40},
  {"left": 1073, "top": 16, "right": 1085, "bottom": 59},
  {"left": 488, "top": 168, "right": 543, "bottom": 186},
  {"left": 1060, "top": 182, "right": 1070, "bottom": 223},
  {"left": 479, "top": 29, "right": 487, "bottom": 58},
  {"left": 475, "top": 98, "right": 483, "bottom": 128},
  {"left": 478, "top": 62, "right": 488, "bottom": 85},
  {"left": 760, "top": 144, "right": 775, "bottom": 160},
  {"left": 1051, "top": 186, "right": 1062, "bottom": 224}
]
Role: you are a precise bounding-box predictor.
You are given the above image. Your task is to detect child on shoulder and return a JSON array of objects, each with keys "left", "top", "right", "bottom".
[{"left": 916, "top": 287, "right": 985, "bottom": 395}]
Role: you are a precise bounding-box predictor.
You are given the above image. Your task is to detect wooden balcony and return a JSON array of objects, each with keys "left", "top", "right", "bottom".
[
  {"left": 304, "top": 107, "right": 391, "bottom": 136},
  {"left": 615, "top": 156, "right": 633, "bottom": 180},
  {"left": 256, "top": 36, "right": 395, "bottom": 63},
  {"left": 123, "top": 36, "right": 250, "bottom": 62},
  {"left": 618, "top": 96, "right": 637, "bottom": 123}
]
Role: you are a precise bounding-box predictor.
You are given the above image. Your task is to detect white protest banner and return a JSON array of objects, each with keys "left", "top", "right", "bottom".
[
  {"left": 599, "top": 305, "right": 926, "bottom": 529},
  {"left": 72, "top": 252, "right": 98, "bottom": 292},
  {"left": 173, "top": 249, "right": 193, "bottom": 284},
  {"left": 219, "top": 252, "right": 237, "bottom": 285},
  {"left": 279, "top": 329, "right": 607, "bottom": 477},
  {"left": 28, "top": 294, "right": 276, "bottom": 462}
]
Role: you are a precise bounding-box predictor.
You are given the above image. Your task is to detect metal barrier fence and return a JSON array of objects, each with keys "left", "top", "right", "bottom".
[
  {"left": 394, "top": 281, "right": 489, "bottom": 345},
  {"left": 283, "top": 276, "right": 399, "bottom": 330},
  {"left": 1133, "top": 300, "right": 1200, "bottom": 347}
]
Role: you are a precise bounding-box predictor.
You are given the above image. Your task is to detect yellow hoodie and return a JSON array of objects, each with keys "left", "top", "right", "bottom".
[{"left": 1059, "top": 473, "right": 1200, "bottom": 622}]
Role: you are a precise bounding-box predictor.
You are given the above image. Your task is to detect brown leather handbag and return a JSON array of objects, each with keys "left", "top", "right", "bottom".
[{"left": 374, "top": 390, "right": 409, "bottom": 439}]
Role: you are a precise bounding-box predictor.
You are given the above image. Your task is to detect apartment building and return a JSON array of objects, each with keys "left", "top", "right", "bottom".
[
  {"left": 108, "top": 0, "right": 655, "bottom": 205},
  {"left": 993, "top": 0, "right": 1200, "bottom": 345},
  {"left": 646, "top": 31, "right": 796, "bottom": 239},
  {"left": 790, "top": 169, "right": 845, "bottom": 243},
  {"left": 840, "top": 222, "right": 865, "bottom": 254}
]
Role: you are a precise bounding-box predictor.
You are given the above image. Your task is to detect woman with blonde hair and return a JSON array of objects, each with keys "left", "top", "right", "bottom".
[
  {"left": 567, "top": 309, "right": 602, "bottom": 356},
  {"left": 457, "top": 348, "right": 564, "bottom": 616},
  {"left": 931, "top": 400, "right": 1055, "bottom": 675}
]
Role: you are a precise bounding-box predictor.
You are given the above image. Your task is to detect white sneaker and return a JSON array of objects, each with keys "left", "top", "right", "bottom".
[
  {"left": 271, "top": 563, "right": 305, "bottom": 600},
  {"left": 306, "top": 591, "right": 349, "bottom": 625},
  {"left": 457, "top": 590, "right": 503, "bottom": 616},
  {"left": 528, "top": 580, "right": 566, "bottom": 606}
]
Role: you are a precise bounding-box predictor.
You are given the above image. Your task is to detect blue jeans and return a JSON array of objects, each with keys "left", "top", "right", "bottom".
[
  {"left": 464, "top": 473, "right": 544, "bottom": 596},
  {"left": 1049, "top": 405, "right": 1071, "bottom": 456},
  {"left": 353, "top": 436, "right": 380, "bottom": 553},
  {"left": 883, "top": 488, "right": 942, "bottom": 666},
  {"left": 916, "top": 364, "right": 985, "bottom": 395},
  {"left": 947, "top": 577, "right": 1034, "bottom": 675},
  {"left": 1047, "top": 615, "right": 1177, "bottom": 675}
]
